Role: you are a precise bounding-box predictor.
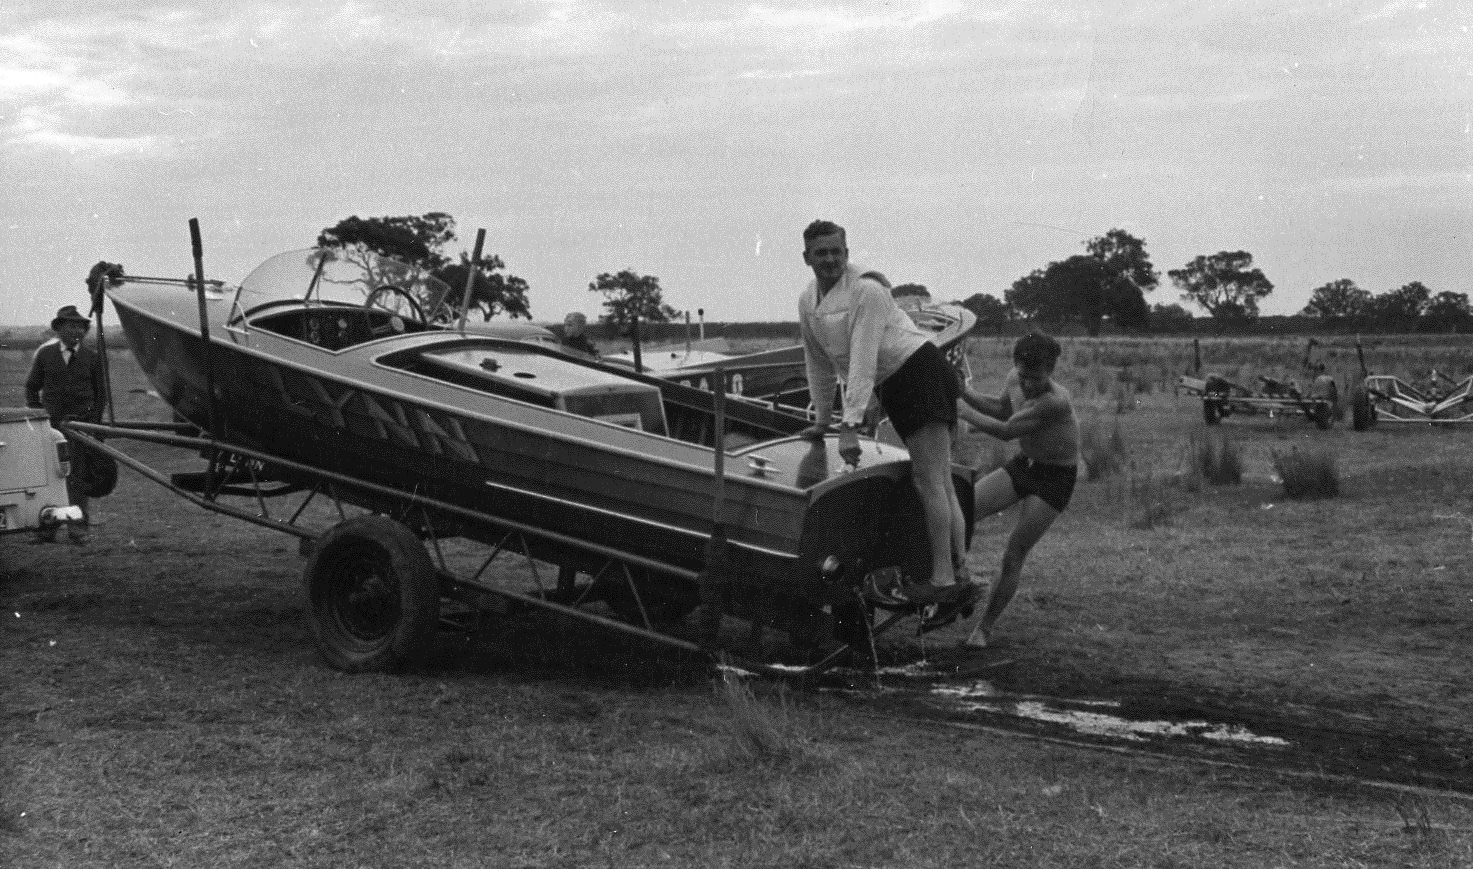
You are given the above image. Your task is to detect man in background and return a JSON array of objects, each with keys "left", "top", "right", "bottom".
[
  {"left": 559, "top": 311, "right": 600, "bottom": 358},
  {"left": 25, "top": 305, "right": 105, "bottom": 544}
]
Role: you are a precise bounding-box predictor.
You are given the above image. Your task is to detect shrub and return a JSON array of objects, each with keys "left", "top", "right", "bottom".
[
  {"left": 1272, "top": 447, "right": 1340, "bottom": 499},
  {"left": 1112, "top": 381, "right": 1138, "bottom": 414},
  {"left": 1127, "top": 463, "right": 1182, "bottom": 529},
  {"left": 1080, "top": 416, "right": 1127, "bottom": 480},
  {"left": 1188, "top": 430, "right": 1243, "bottom": 486}
]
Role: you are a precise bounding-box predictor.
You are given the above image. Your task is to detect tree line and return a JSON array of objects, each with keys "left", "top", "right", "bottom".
[
  {"left": 1299, "top": 279, "right": 1471, "bottom": 333},
  {"left": 319, "top": 212, "right": 1470, "bottom": 336},
  {"left": 949, "top": 229, "right": 1469, "bottom": 336}
]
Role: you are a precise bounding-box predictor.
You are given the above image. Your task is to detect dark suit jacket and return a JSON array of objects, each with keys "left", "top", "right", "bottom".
[{"left": 24, "top": 341, "right": 105, "bottom": 422}]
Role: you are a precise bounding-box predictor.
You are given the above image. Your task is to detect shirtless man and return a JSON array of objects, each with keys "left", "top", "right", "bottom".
[{"left": 956, "top": 332, "right": 1079, "bottom": 648}]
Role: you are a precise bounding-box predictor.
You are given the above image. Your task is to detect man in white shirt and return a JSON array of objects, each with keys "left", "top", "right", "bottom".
[{"left": 797, "top": 220, "right": 979, "bottom": 612}]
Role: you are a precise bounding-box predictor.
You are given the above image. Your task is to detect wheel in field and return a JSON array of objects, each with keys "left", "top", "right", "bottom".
[
  {"left": 1202, "top": 400, "right": 1223, "bottom": 425},
  {"left": 303, "top": 515, "right": 440, "bottom": 672},
  {"left": 1310, "top": 402, "right": 1333, "bottom": 430},
  {"left": 1350, "top": 386, "right": 1375, "bottom": 431}
]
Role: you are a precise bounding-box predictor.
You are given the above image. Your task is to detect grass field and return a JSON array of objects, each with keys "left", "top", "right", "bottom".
[{"left": 5, "top": 337, "right": 1473, "bottom": 868}]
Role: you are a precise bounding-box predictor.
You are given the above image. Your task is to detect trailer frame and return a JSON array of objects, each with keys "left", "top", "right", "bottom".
[
  {"left": 63, "top": 418, "right": 923, "bottom": 681},
  {"left": 1177, "top": 373, "right": 1338, "bottom": 429}
]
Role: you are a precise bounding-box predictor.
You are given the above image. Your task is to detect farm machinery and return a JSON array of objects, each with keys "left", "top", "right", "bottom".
[
  {"left": 1349, "top": 341, "right": 1473, "bottom": 430},
  {"left": 1177, "top": 340, "right": 1339, "bottom": 429}
]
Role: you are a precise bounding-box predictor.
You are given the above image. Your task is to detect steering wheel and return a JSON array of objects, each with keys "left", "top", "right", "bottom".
[{"left": 365, "top": 285, "right": 425, "bottom": 323}]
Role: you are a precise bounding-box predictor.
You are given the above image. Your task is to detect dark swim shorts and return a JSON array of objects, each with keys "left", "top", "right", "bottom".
[
  {"left": 1004, "top": 454, "right": 1078, "bottom": 513},
  {"left": 877, "top": 342, "right": 959, "bottom": 441}
]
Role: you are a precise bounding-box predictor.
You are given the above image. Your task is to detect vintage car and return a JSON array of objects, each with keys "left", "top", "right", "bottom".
[{"left": 0, "top": 407, "right": 82, "bottom": 535}]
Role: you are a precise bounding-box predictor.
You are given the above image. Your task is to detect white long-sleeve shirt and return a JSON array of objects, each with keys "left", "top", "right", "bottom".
[{"left": 799, "top": 265, "right": 931, "bottom": 428}]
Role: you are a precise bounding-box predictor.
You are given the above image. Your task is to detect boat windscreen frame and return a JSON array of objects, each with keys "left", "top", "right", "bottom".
[{"left": 227, "top": 247, "right": 459, "bottom": 332}]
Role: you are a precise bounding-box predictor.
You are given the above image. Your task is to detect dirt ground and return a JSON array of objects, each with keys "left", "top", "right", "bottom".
[{"left": 5, "top": 344, "right": 1473, "bottom": 796}]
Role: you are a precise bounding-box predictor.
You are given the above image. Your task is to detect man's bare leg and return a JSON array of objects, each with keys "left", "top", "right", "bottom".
[
  {"left": 966, "top": 496, "right": 1059, "bottom": 648},
  {"left": 905, "top": 421, "right": 965, "bottom": 588}
]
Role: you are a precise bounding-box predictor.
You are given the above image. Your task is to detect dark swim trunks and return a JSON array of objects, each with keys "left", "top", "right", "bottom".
[
  {"left": 877, "top": 342, "right": 959, "bottom": 441},
  {"left": 1004, "top": 454, "right": 1078, "bottom": 513}
]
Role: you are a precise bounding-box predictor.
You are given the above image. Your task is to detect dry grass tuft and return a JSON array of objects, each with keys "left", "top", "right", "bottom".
[
  {"left": 1112, "top": 381, "right": 1137, "bottom": 414},
  {"left": 706, "top": 670, "right": 829, "bottom": 771},
  {"left": 1272, "top": 446, "right": 1340, "bottom": 499},
  {"left": 1187, "top": 429, "right": 1243, "bottom": 486},
  {"left": 1125, "top": 463, "right": 1189, "bottom": 529},
  {"left": 1080, "top": 416, "right": 1128, "bottom": 481}
]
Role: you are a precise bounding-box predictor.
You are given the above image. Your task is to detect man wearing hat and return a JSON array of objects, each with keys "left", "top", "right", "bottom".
[{"left": 24, "top": 305, "right": 105, "bottom": 543}]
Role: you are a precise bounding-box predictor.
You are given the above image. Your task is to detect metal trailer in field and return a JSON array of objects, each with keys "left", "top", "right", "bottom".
[
  {"left": 1177, "top": 372, "right": 1340, "bottom": 429},
  {"left": 1350, "top": 371, "right": 1473, "bottom": 430},
  {"left": 1346, "top": 338, "right": 1473, "bottom": 430}
]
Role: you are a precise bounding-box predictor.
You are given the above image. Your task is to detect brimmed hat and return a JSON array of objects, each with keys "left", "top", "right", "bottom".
[{"left": 51, "top": 305, "right": 91, "bottom": 330}]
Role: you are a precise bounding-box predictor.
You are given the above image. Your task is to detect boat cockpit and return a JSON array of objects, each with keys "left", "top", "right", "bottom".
[
  {"left": 232, "top": 247, "right": 454, "bottom": 340},
  {"left": 250, "top": 302, "right": 435, "bottom": 351}
]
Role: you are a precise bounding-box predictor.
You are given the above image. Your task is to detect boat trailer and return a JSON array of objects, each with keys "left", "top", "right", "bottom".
[
  {"left": 1350, "top": 371, "right": 1473, "bottom": 430},
  {"left": 62, "top": 418, "right": 932, "bottom": 681},
  {"left": 1176, "top": 372, "right": 1339, "bottom": 429},
  {"left": 1346, "top": 338, "right": 1473, "bottom": 430}
]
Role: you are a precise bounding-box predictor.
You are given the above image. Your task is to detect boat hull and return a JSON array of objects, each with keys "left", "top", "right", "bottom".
[{"left": 109, "top": 294, "right": 960, "bottom": 605}]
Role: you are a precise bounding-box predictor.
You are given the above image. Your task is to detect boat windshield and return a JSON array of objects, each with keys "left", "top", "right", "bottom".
[{"left": 232, "top": 247, "right": 457, "bottom": 325}]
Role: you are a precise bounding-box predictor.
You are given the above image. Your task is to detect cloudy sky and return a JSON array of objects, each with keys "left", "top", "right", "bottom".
[{"left": 2, "top": 1, "right": 1469, "bottom": 327}]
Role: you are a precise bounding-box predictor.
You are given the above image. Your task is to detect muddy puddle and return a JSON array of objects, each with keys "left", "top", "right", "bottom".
[{"left": 748, "top": 657, "right": 1473, "bottom": 795}]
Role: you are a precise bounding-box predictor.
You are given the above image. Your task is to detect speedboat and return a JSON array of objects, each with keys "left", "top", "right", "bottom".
[{"left": 98, "top": 245, "right": 977, "bottom": 669}]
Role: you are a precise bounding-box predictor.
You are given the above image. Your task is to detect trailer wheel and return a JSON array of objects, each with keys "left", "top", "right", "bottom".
[
  {"left": 1310, "top": 403, "right": 1334, "bottom": 430},
  {"left": 1350, "top": 386, "right": 1375, "bottom": 431},
  {"left": 1202, "top": 400, "right": 1223, "bottom": 425},
  {"left": 303, "top": 515, "right": 440, "bottom": 672},
  {"left": 78, "top": 445, "right": 119, "bottom": 498}
]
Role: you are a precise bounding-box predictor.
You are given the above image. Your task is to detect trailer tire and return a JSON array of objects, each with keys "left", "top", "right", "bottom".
[
  {"left": 79, "top": 446, "right": 119, "bottom": 498},
  {"left": 1202, "top": 400, "right": 1223, "bottom": 425},
  {"left": 304, "top": 515, "right": 439, "bottom": 673},
  {"left": 1311, "top": 403, "right": 1334, "bottom": 430},
  {"left": 1351, "top": 386, "right": 1375, "bottom": 431}
]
